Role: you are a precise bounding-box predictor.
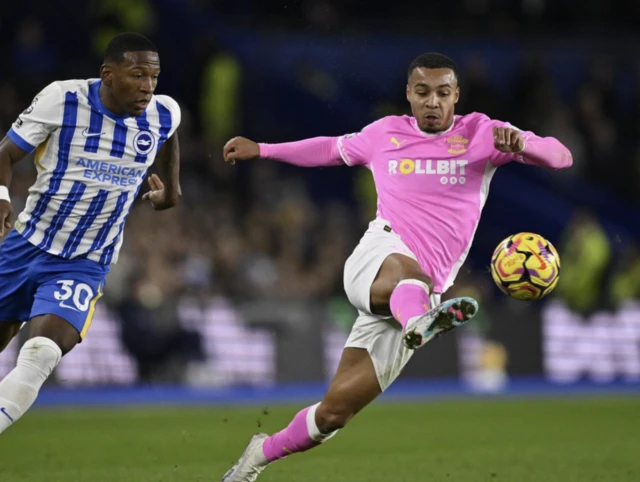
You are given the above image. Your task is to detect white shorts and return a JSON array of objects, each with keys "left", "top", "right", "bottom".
[{"left": 343, "top": 219, "right": 441, "bottom": 391}]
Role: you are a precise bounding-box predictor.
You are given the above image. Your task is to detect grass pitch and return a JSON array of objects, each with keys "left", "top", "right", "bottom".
[{"left": 0, "top": 397, "right": 638, "bottom": 482}]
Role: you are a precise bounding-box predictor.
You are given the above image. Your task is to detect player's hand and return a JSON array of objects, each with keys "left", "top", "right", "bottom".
[
  {"left": 142, "top": 174, "right": 174, "bottom": 211},
  {"left": 493, "top": 127, "right": 525, "bottom": 153},
  {"left": 223, "top": 137, "right": 260, "bottom": 165},
  {"left": 0, "top": 200, "right": 12, "bottom": 237}
]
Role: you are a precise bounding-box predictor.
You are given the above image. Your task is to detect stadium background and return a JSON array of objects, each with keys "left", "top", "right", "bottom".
[{"left": 0, "top": 0, "right": 639, "bottom": 409}]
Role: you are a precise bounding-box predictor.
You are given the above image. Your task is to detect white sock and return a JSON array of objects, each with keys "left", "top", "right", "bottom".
[
  {"left": 0, "top": 337, "right": 62, "bottom": 433},
  {"left": 307, "top": 402, "right": 338, "bottom": 442}
]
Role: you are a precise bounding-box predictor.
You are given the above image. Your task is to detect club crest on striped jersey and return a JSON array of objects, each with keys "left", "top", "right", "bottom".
[{"left": 133, "top": 130, "right": 155, "bottom": 155}]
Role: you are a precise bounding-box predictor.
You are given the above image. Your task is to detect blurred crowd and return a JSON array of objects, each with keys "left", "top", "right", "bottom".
[
  {"left": 194, "top": 0, "right": 640, "bottom": 36},
  {"left": 1, "top": 0, "right": 639, "bottom": 381}
]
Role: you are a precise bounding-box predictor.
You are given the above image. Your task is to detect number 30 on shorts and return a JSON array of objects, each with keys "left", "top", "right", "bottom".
[{"left": 53, "top": 280, "right": 95, "bottom": 312}]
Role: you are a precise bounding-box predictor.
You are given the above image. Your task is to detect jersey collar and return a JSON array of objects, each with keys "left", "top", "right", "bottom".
[
  {"left": 410, "top": 116, "right": 457, "bottom": 137},
  {"left": 88, "top": 80, "right": 134, "bottom": 121}
]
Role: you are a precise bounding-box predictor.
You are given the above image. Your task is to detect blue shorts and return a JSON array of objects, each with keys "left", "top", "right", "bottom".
[{"left": 0, "top": 230, "right": 109, "bottom": 340}]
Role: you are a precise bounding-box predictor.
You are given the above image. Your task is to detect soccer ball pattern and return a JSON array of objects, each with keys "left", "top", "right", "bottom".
[{"left": 490, "top": 232, "right": 561, "bottom": 301}]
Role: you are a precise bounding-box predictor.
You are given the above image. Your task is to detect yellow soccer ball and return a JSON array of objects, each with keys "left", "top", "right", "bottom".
[{"left": 490, "top": 232, "right": 561, "bottom": 301}]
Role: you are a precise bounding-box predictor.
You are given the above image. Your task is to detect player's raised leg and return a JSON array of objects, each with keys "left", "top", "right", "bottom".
[
  {"left": 372, "top": 253, "right": 478, "bottom": 350},
  {"left": 0, "top": 314, "right": 80, "bottom": 433},
  {"left": 222, "top": 221, "right": 481, "bottom": 480},
  {"left": 222, "top": 347, "right": 381, "bottom": 482}
]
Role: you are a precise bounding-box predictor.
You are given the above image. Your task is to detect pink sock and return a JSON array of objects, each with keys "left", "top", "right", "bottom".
[
  {"left": 389, "top": 279, "right": 431, "bottom": 329},
  {"left": 262, "top": 403, "right": 336, "bottom": 461}
]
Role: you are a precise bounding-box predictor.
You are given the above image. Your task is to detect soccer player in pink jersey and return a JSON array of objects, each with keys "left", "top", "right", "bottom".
[{"left": 220, "top": 53, "right": 572, "bottom": 481}]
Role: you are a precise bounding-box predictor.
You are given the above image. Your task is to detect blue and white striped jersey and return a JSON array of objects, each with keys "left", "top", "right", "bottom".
[{"left": 7, "top": 79, "right": 180, "bottom": 265}]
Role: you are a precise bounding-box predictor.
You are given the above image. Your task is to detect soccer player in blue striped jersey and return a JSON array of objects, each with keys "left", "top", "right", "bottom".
[{"left": 0, "top": 33, "right": 181, "bottom": 434}]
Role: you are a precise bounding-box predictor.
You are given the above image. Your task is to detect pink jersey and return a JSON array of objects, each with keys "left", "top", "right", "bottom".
[{"left": 259, "top": 113, "right": 572, "bottom": 293}]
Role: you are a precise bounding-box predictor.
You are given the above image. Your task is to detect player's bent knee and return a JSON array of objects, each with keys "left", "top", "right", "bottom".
[
  {"left": 407, "top": 273, "right": 434, "bottom": 292},
  {"left": 18, "top": 337, "right": 62, "bottom": 378},
  {"left": 374, "top": 254, "right": 433, "bottom": 296},
  {"left": 28, "top": 315, "right": 80, "bottom": 355},
  {"left": 315, "top": 402, "right": 355, "bottom": 432}
]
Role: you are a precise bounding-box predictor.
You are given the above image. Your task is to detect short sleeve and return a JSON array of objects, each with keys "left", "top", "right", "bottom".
[
  {"left": 8, "top": 82, "right": 63, "bottom": 153},
  {"left": 156, "top": 95, "right": 181, "bottom": 138},
  {"left": 336, "top": 118, "right": 385, "bottom": 167}
]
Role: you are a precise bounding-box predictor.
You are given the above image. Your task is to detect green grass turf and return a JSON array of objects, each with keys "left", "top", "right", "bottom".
[{"left": 0, "top": 397, "right": 638, "bottom": 482}]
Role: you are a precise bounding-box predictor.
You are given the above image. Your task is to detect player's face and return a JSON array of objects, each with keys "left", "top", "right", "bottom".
[
  {"left": 102, "top": 51, "right": 161, "bottom": 117},
  {"left": 406, "top": 68, "right": 459, "bottom": 133}
]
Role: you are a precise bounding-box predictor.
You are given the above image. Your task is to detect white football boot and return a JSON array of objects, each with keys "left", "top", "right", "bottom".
[
  {"left": 402, "top": 297, "right": 479, "bottom": 349},
  {"left": 221, "top": 433, "right": 271, "bottom": 482}
]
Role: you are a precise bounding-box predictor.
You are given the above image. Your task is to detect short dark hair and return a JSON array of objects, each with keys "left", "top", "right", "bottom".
[
  {"left": 104, "top": 33, "right": 158, "bottom": 63},
  {"left": 407, "top": 53, "right": 458, "bottom": 81}
]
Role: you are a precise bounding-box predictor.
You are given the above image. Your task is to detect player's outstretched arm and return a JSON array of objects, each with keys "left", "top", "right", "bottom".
[
  {"left": 0, "top": 136, "right": 29, "bottom": 236},
  {"left": 142, "top": 132, "right": 180, "bottom": 210},
  {"left": 222, "top": 136, "right": 260, "bottom": 164},
  {"left": 223, "top": 136, "right": 345, "bottom": 168},
  {"left": 493, "top": 126, "right": 573, "bottom": 170}
]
